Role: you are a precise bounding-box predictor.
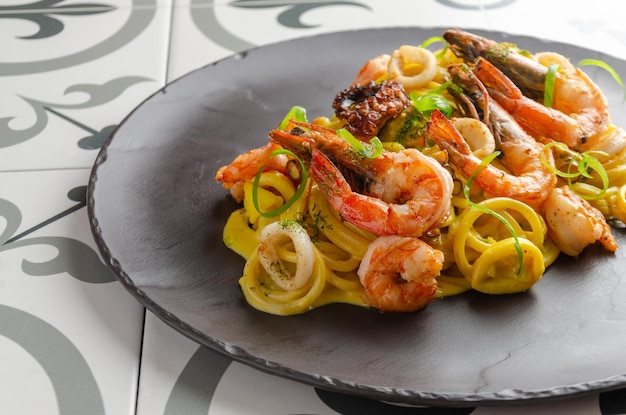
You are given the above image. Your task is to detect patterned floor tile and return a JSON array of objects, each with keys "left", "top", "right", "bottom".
[
  {"left": 136, "top": 312, "right": 341, "bottom": 415},
  {"left": 0, "top": 1, "right": 170, "bottom": 171},
  {"left": 0, "top": 168, "right": 144, "bottom": 415},
  {"left": 167, "top": 0, "right": 494, "bottom": 81}
]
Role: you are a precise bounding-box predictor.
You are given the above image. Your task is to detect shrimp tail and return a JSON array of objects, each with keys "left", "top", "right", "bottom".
[
  {"left": 472, "top": 57, "right": 523, "bottom": 104},
  {"left": 426, "top": 110, "right": 473, "bottom": 167},
  {"left": 270, "top": 121, "right": 362, "bottom": 160},
  {"left": 310, "top": 148, "right": 349, "bottom": 200},
  {"left": 269, "top": 122, "right": 327, "bottom": 162},
  {"left": 215, "top": 141, "right": 285, "bottom": 190},
  {"left": 426, "top": 110, "right": 494, "bottom": 195},
  {"left": 269, "top": 121, "right": 377, "bottom": 186}
]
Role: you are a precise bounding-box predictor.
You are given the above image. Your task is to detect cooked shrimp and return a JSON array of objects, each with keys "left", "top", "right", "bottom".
[
  {"left": 444, "top": 29, "right": 618, "bottom": 152},
  {"left": 357, "top": 235, "right": 442, "bottom": 312},
  {"left": 543, "top": 186, "right": 617, "bottom": 256},
  {"left": 352, "top": 54, "right": 390, "bottom": 85},
  {"left": 215, "top": 141, "right": 290, "bottom": 201},
  {"left": 472, "top": 56, "right": 612, "bottom": 152},
  {"left": 269, "top": 121, "right": 454, "bottom": 237},
  {"left": 473, "top": 56, "right": 626, "bottom": 159},
  {"left": 427, "top": 99, "right": 557, "bottom": 210}
]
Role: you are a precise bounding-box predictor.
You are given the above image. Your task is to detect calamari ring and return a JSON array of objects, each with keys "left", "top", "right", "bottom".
[
  {"left": 257, "top": 220, "right": 314, "bottom": 291},
  {"left": 388, "top": 45, "right": 438, "bottom": 90}
]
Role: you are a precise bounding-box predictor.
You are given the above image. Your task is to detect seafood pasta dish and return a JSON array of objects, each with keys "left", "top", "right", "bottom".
[{"left": 215, "top": 29, "right": 625, "bottom": 315}]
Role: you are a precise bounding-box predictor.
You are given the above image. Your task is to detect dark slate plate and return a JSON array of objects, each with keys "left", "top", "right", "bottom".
[{"left": 87, "top": 27, "right": 626, "bottom": 407}]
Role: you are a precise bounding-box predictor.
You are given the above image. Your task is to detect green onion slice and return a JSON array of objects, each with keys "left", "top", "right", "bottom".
[
  {"left": 337, "top": 128, "right": 384, "bottom": 159},
  {"left": 464, "top": 151, "right": 524, "bottom": 275},
  {"left": 410, "top": 81, "right": 454, "bottom": 117},
  {"left": 540, "top": 142, "right": 609, "bottom": 200},
  {"left": 278, "top": 106, "right": 308, "bottom": 131},
  {"left": 570, "top": 150, "right": 610, "bottom": 200},
  {"left": 252, "top": 149, "right": 309, "bottom": 218},
  {"left": 420, "top": 36, "right": 448, "bottom": 59},
  {"left": 544, "top": 64, "right": 560, "bottom": 108},
  {"left": 578, "top": 58, "right": 626, "bottom": 101}
]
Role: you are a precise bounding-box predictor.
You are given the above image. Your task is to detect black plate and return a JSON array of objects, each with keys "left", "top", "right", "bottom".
[{"left": 88, "top": 27, "right": 626, "bottom": 406}]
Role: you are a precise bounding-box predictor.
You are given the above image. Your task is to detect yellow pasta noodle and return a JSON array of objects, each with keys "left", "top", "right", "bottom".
[{"left": 223, "top": 173, "right": 370, "bottom": 314}]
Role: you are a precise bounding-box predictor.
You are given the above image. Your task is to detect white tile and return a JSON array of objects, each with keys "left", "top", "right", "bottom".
[
  {"left": 0, "top": 168, "right": 144, "bottom": 415},
  {"left": 137, "top": 312, "right": 342, "bottom": 415},
  {"left": 484, "top": 0, "right": 626, "bottom": 60},
  {"left": 168, "top": 3, "right": 239, "bottom": 81},
  {"left": 136, "top": 313, "right": 208, "bottom": 415},
  {"left": 167, "top": 0, "right": 493, "bottom": 81},
  {"left": 1, "top": 1, "right": 166, "bottom": 66},
  {"left": 0, "top": 3, "right": 170, "bottom": 171},
  {"left": 0, "top": 336, "right": 58, "bottom": 414}
]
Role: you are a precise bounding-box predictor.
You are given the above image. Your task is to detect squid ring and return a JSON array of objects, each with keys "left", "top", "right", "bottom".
[
  {"left": 388, "top": 45, "right": 438, "bottom": 90},
  {"left": 257, "top": 220, "right": 314, "bottom": 291}
]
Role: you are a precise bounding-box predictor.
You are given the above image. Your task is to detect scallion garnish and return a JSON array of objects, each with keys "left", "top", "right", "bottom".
[
  {"left": 252, "top": 149, "right": 309, "bottom": 218},
  {"left": 278, "top": 105, "right": 308, "bottom": 131},
  {"left": 410, "top": 81, "right": 454, "bottom": 117},
  {"left": 541, "top": 142, "right": 609, "bottom": 200},
  {"left": 544, "top": 64, "right": 560, "bottom": 108},
  {"left": 578, "top": 58, "right": 626, "bottom": 101},
  {"left": 420, "top": 36, "right": 448, "bottom": 59},
  {"left": 337, "top": 128, "right": 384, "bottom": 159},
  {"left": 464, "top": 151, "right": 524, "bottom": 275}
]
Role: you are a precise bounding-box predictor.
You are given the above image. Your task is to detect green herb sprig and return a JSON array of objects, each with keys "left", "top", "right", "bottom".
[
  {"left": 278, "top": 105, "right": 308, "bottom": 131},
  {"left": 543, "top": 59, "right": 626, "bottom": 106},
  {"left": 337, "top": 128, "right": 384, "bottom": 159},
  {"left": 578, "top": 59, "right": 626, "bottom": 101},
  {"left": 410, "top": 81, "right": 454, "bottom": 118},
  {"left": 464, "top": 151, "right": 523, "bottom": 275},
  {"left": 544, "top": 64, "right": 560, "bottom": 108},
  {"left": 252, "top": 149, "right": 309, "bottom": 218},
  {"left": 540, "top": 142, "right": 609, "bottom": 200},
  {"left": 419, "top": 36, "right": 448, "bottom": 59}
]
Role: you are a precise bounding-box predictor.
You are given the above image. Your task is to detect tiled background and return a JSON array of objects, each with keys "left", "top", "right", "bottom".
[{"left": 2, "top": 0, "right": 626, "bottom": 414}]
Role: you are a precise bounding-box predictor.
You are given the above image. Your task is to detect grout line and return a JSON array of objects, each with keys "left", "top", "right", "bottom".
[
  {"left": 134, "top": 307, "right": 147, "bottom": 415},
  {"left": 163, "top": 0, "right": 176, "bottom": 84},
  {"left": 0, "top": 166, "right": 94, "bottom": 174}
]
